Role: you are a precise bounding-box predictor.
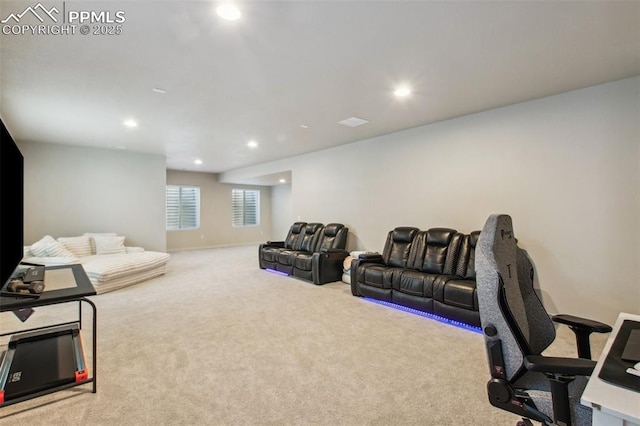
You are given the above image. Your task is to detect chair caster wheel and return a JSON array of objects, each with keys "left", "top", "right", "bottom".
[{"left": 516, "top": 419, "right": 534, "bottom": 426}]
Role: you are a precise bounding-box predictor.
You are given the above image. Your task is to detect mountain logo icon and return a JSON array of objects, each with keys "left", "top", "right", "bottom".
[{"left": 1, "top": 3, "right": 59, "bottom": 24}]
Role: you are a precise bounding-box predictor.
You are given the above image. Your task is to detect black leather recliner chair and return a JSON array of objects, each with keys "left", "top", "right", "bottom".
[
  {"left": 433, "top": 230, "right": 481, "bottom": 326},
  {"left": 350, "top": 227, "right": 419, "bottom": 302},
  {"left": 394, "top": 228, "right": 463, "bottom": 313},
  {"left": 292, "top": 223, "right": 349, "bottom": 284},
  {"left": 475, "top": 214, "right": 611, "bottom": 426},
  {"left": 258, "top": 222, "right": 306, "bottom": 270},
  {"left": 259, "top": 222, "right": 349, "bottom": 285},
  {"left": 275, "top": 223, "right": 324, "bottom": 275}
]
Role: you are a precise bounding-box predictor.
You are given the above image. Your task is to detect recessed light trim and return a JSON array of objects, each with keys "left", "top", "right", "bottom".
[
  {"left": 123, "top": 119, "right": 138, "bottom": 128},
  {"left": 152, "top": 88, "right": 167, "bottom": 94},
  {"left": 109, "top": 145, "right": 127, "bottom": 150},
  {"left": 300, "top": 124, "right": 309, "bottom": 129},
  {"left": 279, "top": 179, "right": 286, "bottom": 183},
  {"left": 216, "top": 3, "right": 241, "bottom": 21},
  {"left": 194, "top": 159, "right": 203, "bottom": 165},
  {"left": 247, "top": 140, "right": 258, "bottom": 148}
]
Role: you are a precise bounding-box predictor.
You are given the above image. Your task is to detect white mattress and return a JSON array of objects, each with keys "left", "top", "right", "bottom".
[
  {"left": 81, "top": 251, "right": 170, "bottom": 282},
  {"left": 90, "top": 264, "right": 167, "bottom": 294},
  {"left": 22, "top": 250, "right": 170, "bottom": 295}
]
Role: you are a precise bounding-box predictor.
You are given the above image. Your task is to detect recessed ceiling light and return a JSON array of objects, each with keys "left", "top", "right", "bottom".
[
  {"left": 216, "top": 3, "right": 241, "bottom": 21},
  {"left": 279, "top": 179, "right": 286, "bottom": 183},
  {"left": 394, "top": 86, "right": 412, "bottom": 97},
  {"left": 152, "top": 88, "right": 167, "bottom": 94},
  {"left": 338, "top": 117, "right": 369, "bottom": 127},
  {"left": 123, "top": 119, "right": 138, "bottom": 128},
  {"left": 194, "top": 159, "right": 203, "bottom": 165},
  {"left": 300, "top": 124, "right": 309, "bottom": 129},
  {"left": 247, "top": 140, "right": 258, "bottom": 148},
  {"left": 109, "top": 145, "right": 127, "bottom": 150}
]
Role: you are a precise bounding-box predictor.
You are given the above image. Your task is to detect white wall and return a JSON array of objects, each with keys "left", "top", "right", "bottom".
[
  {"left": 270, "top": 182, "right": 293, "bottom": 240},
  {"left": 19, "top": 141, "right": 167, "bottom": 252},
  {"left": 222, "top": 77, "right": 640, "bottom": 325},
  {"left": 18, "top": 142, "right": 274, "bottom": 253},
  {"left": 166, "top": 170, "right": 272, "bottom": 250}
]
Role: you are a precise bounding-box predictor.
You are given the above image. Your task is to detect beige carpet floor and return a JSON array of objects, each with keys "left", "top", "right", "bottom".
[{"left": 0, "top": 245, "right": 607, "bottom": 425}]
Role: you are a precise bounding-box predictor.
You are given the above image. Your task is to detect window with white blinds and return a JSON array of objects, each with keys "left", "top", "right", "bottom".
[
  {"left": 166, "top": 185, "right": 200, "bottom": 230},
  {"left": 232, "top": 189, "right": 259, "bottom": 227}
]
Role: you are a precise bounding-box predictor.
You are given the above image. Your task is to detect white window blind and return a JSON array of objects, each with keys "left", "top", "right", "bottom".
[
  {"left": 166, "top": 185, "right": 200, "bottom": 230},
  {"left": 232, "top": 189, "right": 259, "bottom": 227}
]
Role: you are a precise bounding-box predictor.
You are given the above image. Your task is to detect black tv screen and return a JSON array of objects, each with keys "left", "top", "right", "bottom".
[{"left": 0, "top": 117, "right": 24, "bottom": 286}]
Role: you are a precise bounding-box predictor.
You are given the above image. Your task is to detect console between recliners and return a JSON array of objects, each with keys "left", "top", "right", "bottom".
[{"left": 258, "top": 222, "right": 349, "bottom": 285}]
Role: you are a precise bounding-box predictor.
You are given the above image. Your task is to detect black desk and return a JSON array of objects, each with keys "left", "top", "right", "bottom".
[{"left": 0, "top": 264, "right": 97, "bottom": 408}]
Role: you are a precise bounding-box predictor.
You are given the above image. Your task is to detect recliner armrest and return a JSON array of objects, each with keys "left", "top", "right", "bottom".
[
  {"left": 524, "top": 355, "right": 596, "bottom": 376},
  {"left": 265, "top": 241, "right": 285, "bottom": 248},
  {"left": 311, "top": 251, "right": 347, "bottom": 284},
  {"left": 552, "top": 314, "right": 612, "bottom": 333},
  {"left": 358, "top": 253, "right": 383, "bottom": 263},
  {"left": 321, "top": 248, "right": 348, "bottom": 254}
]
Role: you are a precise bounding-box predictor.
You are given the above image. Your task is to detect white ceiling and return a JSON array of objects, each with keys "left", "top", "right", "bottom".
[{"left": 1, "top": 1, "right": 639, "bottom": 184}]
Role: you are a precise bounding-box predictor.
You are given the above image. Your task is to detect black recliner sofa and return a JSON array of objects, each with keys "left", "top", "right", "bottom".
[
  {"left": 350, "top": 226, "right": 481, "bottom": 327},
  {"left": 259, "top": 222, "right": 349, "bottom": 285}
]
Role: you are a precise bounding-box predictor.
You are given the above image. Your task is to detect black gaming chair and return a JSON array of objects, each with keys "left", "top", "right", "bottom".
[{"left": 475, "top": 214, "right": 611, "bottom": 426}]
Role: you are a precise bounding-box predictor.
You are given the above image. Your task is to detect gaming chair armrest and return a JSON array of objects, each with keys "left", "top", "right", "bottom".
[
  {"left": 552, "top": 314, "right": 612, "bottom": 359},
  {"left": 552, "top": 314, "right": 612, "bottom": 333},
  {"left": 525, "top": 355, "right": 596, "bottom": 426},
  {"left": 524, "top": 355, "right": 596, "bottom": 376}
]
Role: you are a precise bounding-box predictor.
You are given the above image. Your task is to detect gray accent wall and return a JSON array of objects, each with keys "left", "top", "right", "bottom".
[
  {"left": 166, "top": 170, "right": 272, "bottom": 251},
  {"left": 221, "top": 76, "right": 640, "bottom": 325},
  {"left": 19, "top": 141, "right": 167, "bottom": 252}
]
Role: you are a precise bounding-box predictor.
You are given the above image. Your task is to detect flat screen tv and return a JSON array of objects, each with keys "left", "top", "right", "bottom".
[{"left": 0, "top": 117, "right": 24, "bottom": 286}]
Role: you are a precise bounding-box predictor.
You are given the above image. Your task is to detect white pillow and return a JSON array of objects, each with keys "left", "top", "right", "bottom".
[
  {"left": 30, "top": 235, "right": 56, "bottom": 257},
  {"left": 44, "top": 241, "right": 76, "bottom": 258},
  {"left": 84, "top": 232, "right": 118, "bottom": 254},
  {"left": 94, "top": 236, "right": 126, "bottom": 255},
  {"left": 58, "top": 236, "right": 93, "bottom": 257},
  {"left": 125, "top": 246, "right": 145, "bottom": 254}
]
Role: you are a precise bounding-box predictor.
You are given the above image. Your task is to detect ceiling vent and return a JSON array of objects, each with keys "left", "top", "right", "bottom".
[{"left": 338, "top": 116, "right": 369, "bottom": 127}]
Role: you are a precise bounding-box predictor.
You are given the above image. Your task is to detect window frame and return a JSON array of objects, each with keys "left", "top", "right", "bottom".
[
  {"left": 232, "top": 188, "right": 260, "bottom": 228},
  {"left": 166, "top": 185, "right": 201, "bottom": 231}
]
